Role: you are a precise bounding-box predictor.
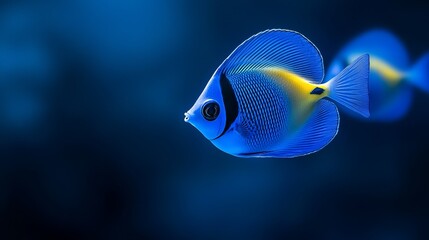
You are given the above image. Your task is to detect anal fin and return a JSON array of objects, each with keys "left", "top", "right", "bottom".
[{"left": 245, "top": 99, "right": 339, "bottom": 158}]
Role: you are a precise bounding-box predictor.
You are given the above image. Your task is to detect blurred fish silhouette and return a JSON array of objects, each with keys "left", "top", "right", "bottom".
[
  {"left": 326, "top": 29, "right": 429, "bottom": 121},
  {"left": 184, "top": 29, "right": 370, "bottom": 158}
]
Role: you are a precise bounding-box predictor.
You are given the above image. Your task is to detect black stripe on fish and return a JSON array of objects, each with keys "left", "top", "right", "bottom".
[
  {"left": 310, "top": 87, "right": 324, "bottom": 95},
  {"left": 213, "top": 73, "right": 238, "bottom": 140}
]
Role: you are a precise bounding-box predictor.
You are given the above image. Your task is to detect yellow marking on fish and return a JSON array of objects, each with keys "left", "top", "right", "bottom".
[
  {"left": 370, "top": 57, "right": 403, "bottom": 85},
  {"left": 349, "top": 55, "right": 403, "bottom": 86},
  {"left": 262, "top": 67, "right": 328, "bottom": 129}
]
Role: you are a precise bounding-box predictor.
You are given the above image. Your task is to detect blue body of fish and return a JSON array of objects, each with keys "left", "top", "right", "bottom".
[
  {"left": 326, "top": 29, "right": 429, "bottom": 121},
  {"left": 185, "top": 29, "right": 370, "bottom": 158}
]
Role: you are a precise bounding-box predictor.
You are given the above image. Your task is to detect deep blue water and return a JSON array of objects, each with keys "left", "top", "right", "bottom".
[{"left": 0, "top": 0, "right": 428, "bottom": 239}]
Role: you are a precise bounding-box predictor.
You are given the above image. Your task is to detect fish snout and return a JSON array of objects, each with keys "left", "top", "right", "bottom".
[{"left": 184, "top": 112, "right": 190, "bottom": 122}]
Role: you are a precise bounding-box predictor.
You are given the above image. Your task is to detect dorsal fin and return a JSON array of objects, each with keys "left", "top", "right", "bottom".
[{"left": 219, "top": 29, "right": 324, "bottom": 84}]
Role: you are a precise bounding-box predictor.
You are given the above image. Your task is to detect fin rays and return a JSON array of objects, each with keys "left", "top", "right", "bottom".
[
  {"left": 244, "top": 99, "right": 340, "bottom": 158},
  {"left": 219, "top": 29, "right": 324, "bottom": 83}
]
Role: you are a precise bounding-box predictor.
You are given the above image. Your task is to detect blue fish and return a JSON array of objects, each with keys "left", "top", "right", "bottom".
[
  {"left": 326, "top": 29, "right": 429, "bottom": 121},
  {"left": 184, "top": 29, "right": 370, "bottom": 158}
]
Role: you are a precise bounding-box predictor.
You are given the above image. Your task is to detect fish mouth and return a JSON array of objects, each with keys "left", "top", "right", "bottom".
[{"left": 184, "top": 112, "right": 190, "bottom": 122}]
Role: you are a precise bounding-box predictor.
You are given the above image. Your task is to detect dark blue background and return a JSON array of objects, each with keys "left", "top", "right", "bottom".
[{"left": 0, "top": 0, "right": 428, "bottom": 239}]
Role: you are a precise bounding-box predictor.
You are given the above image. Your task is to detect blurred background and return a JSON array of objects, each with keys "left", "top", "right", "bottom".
[{"left": 0, "top": 0, "right": 428, "bottom": 239}]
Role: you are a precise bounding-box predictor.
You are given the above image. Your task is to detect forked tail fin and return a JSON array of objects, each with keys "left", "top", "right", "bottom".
[
  {"left": 407, "top": 52, "right": 429, "bottom": 93},
  {"left": 325, "top": 54, "right": 370, "bottom": 117}
]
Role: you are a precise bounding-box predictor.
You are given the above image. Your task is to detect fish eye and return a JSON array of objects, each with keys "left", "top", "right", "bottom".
[{"left": 202, "top": 101, "right": 220, "bottom": 121}]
